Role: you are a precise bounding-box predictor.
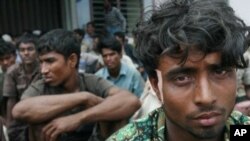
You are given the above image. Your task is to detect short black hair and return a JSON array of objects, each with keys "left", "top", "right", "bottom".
[
  {"left": 0, "top": 42, "right": 16, "bottom": 57},
  {"left": 16, "top": 33, "right": 38, "bottom": 50},
  {"left": 38, "top": 29, "right": 81, "bottom": 68},
  {"left": 86, "top": 21, "right": 95, "bottom": 28},
  {"left": 98, "top": 37, "right": 122, "bottom": 54},
  {"left": 73, "top": 28, "right": 85, "bottom": 38}
]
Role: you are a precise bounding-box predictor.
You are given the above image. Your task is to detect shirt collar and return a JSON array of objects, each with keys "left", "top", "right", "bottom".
[{"left": 105, "top": 62, "right": 127, "bottom": 79}]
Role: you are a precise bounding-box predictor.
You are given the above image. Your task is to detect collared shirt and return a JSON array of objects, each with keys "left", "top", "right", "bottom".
[
  {"left": 95, "top": 62, "right": 145, "bottom": 97},
  {"left": 107, "top": 107, "right": 250, "bottom": 141},
  {"left": 3, "top": 62, "right": 41, "bottom": 100}
]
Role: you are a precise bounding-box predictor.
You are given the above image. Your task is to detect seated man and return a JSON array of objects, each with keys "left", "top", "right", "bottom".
[
  {"left": 12, "top": 29, "right": 140, "bottom": 141},
  {"left": 3, "top": 33, "right": 40, "bottom": 121},
  {"left": 107, "top": 0, "right": 250, "bottom": 141},
  {"left": 0, "top": 41, "right": 16, "bottom": 117},
  {"left": 3, "top": 33, "right": 41, "bottom": 141},
  {"left": 95, "top": 37, "right": 145, "bottom": 97}
]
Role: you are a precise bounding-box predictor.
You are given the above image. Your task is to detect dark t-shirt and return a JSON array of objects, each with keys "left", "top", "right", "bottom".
[
  {"left": 3, "top": 63, "right": 41, "bottom": 100},
  {"left": 21, "top": 73, "right": 115, "bottom": 141}
]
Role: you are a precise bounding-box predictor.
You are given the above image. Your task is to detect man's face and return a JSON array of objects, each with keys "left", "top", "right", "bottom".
[
  {"left": 151, "top": 51, "right": 236, "bottom": 140},
  {"left": 0, "top": 54, "right": 16, "bottom": 72},
  {"left": 102, "top": 48, "right": 121, "bottom": 70},
  {"left": 19, "top": 42, "right": 37, "bottom": 65},
  {"left": 39, "top": 51, "right": 76, "bottom": 86},
  {"left": 87, "top": 24, "right": 95, "bottom": 35},
  {"left": 104, "top": 0, "right": 111, "bottom": 10}
]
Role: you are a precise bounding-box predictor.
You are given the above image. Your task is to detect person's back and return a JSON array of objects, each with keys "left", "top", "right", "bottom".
[{"left": 107, "top": 0, "right": 250, "bottom": 141}]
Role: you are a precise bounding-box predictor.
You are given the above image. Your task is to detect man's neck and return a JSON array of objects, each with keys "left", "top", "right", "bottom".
[
  {"left": 63, "top": 71, "right": 80, "bottom": 93},
  {"left": 108, "top": 64, "right": 121, "bottom": 78},
  {"left": 23, "top": 61, "right": 38, "bottom": 74}
]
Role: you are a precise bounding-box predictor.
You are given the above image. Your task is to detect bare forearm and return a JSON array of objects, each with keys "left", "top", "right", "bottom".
[
  {"left": 6, "top": 98, "right": 17, "bottom": 127},
  {"left": 75, "top": 90, "right": 141, "bottom": 124},
  {"left": 12, "top": 92, "right": 100, "bottom": 123}
]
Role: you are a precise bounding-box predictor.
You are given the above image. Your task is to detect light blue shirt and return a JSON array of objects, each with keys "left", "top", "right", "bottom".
[{"left": 95, "top": 62, "right": 145, "bottom": 97}]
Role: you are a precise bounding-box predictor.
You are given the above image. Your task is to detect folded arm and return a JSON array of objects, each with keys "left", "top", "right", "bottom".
[
  {"left": 78, "top": 87, "right": 140, "bottom": 123},
  {"left": 12, "top": 92, "right": 103, "bottom": 123},
  {"left": 12, "top": 86, "right": 140, "bottom": 124},
  {"left": 41, "top": 87, "right": 140, "bottom": 141}
]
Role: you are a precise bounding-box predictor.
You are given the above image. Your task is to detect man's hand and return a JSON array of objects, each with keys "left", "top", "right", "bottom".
[
  {"left": 84, "top": 93, "right": 104, "bottom": 108},
  {"left": 42, "top": 115, "right": 81, "bottom": 141}
]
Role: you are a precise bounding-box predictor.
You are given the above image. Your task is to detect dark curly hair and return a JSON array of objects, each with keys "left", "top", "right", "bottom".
[{"left": 134, "top": 0, "right": 250, "bottom": 78}]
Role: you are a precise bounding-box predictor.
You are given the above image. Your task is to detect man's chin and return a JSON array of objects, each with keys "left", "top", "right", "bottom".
[
  {"left": 23, "top": 60, "right": 33, "bottom": 64},
  {"left": 187, "top": 124, "right": 225, "bottom": 140}
]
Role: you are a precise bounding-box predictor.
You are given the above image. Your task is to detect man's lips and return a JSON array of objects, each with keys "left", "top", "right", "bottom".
[
  {"left": 22, "top": 58, "right": 32, "bottom": 62},
  {"left": 107, "top": 62, "right": 113, "bottom": 66},
  {"left": 43, "top": 76, "right": 53, "bottom": 82},
  {"left": 193, "top": 112, "right": 222, "bottom": 127}
]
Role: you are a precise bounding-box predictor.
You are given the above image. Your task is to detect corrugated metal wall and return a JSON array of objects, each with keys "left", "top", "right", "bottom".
[
  {"left": 0, "top": 0, "right": 62, "bottom": 36},
  {"left": 91, "top": 0, "right": 142, "bottom": 34}
]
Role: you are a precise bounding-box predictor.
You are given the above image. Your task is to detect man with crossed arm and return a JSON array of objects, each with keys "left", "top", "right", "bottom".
[{"left": 12, "top": 29, "right": 140, "bottom": 141}]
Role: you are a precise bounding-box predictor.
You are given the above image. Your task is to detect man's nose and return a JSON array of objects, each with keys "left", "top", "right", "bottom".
[
  {"left": 23, "top": 49, "right": 29, "bottom": 55},
  {"left": 106, "top": 55, "right": 111, "bottom": 61},
  {"left": 194, "top": 77, "right": 216, "bottom": 106},
  {"left": 40, "top": 64, "right": 49, "bottom": 74},
  {"left": 3, "top": 59, "right": 9, "bottom": 65}
]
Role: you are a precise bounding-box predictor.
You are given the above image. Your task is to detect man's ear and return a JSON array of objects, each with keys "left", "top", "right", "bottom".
[
  {"left": 149, "top": 77, "right": 158, "bottom": 92},
  {"left": 68, "top": 53, "right": 78, "bottom": 68},
  {"left": 149, "top": 77, "right": 163, "bottom": 102}
]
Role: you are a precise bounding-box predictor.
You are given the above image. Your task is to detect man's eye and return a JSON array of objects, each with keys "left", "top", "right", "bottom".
[
  {"left": 214, "top": 69, "right": 226, "bottom": 75},
  {"left": 27, "top": 47, "right": 35, "bottom": 51},
  {"left": 213, "top": 68, "right": 233, "bottom": 78},
  {"left": 173, "top": 74, "right": 193, "bottom": 85}
]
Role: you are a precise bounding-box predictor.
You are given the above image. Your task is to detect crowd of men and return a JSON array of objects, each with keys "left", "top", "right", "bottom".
[{"left": 1, "top": 0, "right": 250, "bottom": 141}]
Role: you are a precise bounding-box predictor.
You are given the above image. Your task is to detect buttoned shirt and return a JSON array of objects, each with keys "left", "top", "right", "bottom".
[
  {"left": 3, "top": 62, "right": 41, "bottom": 100},
  {"left": 95, "top": 62, "right": 144, "bottom": 97}
]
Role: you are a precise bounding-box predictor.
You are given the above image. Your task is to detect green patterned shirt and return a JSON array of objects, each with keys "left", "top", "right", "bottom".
[{"left": 107, "top": 107, "right": 250, "bottom": 141}]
